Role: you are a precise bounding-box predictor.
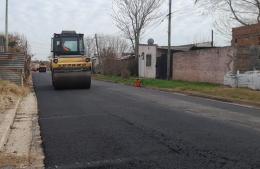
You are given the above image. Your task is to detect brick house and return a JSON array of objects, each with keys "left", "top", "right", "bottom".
[{"left": 232, "top": 23, "right": 260, "bottom": 71}]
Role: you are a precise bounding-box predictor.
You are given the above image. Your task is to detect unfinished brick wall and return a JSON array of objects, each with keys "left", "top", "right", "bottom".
[
  {"left": 232, "top": 23, "right": 260, "bottom": 71},
  {"left": 172, "top": 47, "right": 234, "bottom": 84}
]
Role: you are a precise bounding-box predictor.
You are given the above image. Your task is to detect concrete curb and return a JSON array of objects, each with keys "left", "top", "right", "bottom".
[{"left": 0, "top": 98, "right": 21, "bottom": 152}]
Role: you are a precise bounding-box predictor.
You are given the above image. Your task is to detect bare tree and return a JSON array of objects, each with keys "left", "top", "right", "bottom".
[
  {"left": 85, "top": 35, "right": 130, "bottom": 57},
  {"left": 96, "top": 35, "right": 132, "bottom": 75},
  {"left": 195, "top": 0, "right": 260, "bottom": 38},
  {"left": 97, "top": 35, "right": 130, "bottom": 62},
  {"left": 85, "top": 34, "right": 131, "bottom": 73},
  {"left": 85, "top": 37, "right": 96, "bottom": 58},
  {"left": 90, "top": 35, "right": 130, "bottom": 59},
  {"left": 112, "top": 0, "right": 163, "bottom": 59}
]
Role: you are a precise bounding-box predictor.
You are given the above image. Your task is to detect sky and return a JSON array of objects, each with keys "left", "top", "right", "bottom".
[{"left": 0, "top": 0, "right": 229, "bottom": 60}]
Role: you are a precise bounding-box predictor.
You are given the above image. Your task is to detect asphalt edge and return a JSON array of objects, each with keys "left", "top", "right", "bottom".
[
  {"left": 93, "top": 77, "right": 260, "bottom": 109},
  {"left": 0, "top": 98, "right": 21, "bottom": 152},
  {"left": 150, "top": 87, "right": 260, "bottom": 109},
  {"left": 28, "top": 81, "right": 45, "bottom": 168}
]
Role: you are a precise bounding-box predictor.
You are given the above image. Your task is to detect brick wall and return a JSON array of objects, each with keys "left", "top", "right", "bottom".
[
  {"left": 172, "top": 47, "right": 234, "bottom": 84},
  {"left": 232, "top": 23, "right": 260, "bottom": 71}
]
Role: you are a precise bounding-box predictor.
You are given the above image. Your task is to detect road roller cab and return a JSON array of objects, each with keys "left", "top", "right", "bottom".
[{"left": 51, "top": 31, "right": 92, "bottom": 89}]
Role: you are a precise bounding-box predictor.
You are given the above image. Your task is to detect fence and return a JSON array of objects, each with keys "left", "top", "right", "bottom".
[
  {"left": 0, "top": 52, "right": 26, "bottom": 86},
  {"left": 224, "top": 71, "right": 260, "bottom": 90},
  {"left": 0, "top": 36, "right": 5, "bottom": 52},
  {"left": 172, "top": 47, "right": 234, "bottom": 84}
]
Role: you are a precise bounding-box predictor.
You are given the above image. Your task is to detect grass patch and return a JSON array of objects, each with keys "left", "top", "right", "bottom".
[
  {"left": 93, "top": 74, "right": 136, "bottom": 86},
  {"left": 94, "top": 74, "right": 260, "bottom": 107},
  {"left": 141, "top": 78, "right": 219, "bottom": 91}
]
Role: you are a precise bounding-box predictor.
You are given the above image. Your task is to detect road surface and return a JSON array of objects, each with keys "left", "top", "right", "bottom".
[{"left": 33, "top": 72, "right": 260, "bottom": 169}]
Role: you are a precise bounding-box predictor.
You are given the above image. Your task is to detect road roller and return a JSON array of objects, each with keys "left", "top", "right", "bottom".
[
  {"left": 39, "top": 62, "right": 47, "bottom": 73},
  {"left": 50, "top": 31, "right": 92, "bottom": 89}
]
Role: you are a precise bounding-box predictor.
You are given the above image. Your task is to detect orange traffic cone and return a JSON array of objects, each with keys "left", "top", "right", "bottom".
[{"left": 134, "top": 79, "right": 142, "bottom": 88}]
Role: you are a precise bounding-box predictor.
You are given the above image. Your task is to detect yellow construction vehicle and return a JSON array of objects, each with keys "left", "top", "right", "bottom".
[
  {"left": 50, "top": 31, "right": 92, "bottom": 89},
  {"left": 39, "top": 62, "right": 47, "bottom": 73}
]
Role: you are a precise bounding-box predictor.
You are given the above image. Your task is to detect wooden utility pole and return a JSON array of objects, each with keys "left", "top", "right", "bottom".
[
  {"left": 95, "top": 34, "right": 100, "bottom": 58},
  {"left": 167, "top": 0, "right": 172, "bottom": 80},
  {"left": 5, "top": 0, "right": 9, "bottom": 52},
  {"left": 211, "top": 30, "right": 214, "bottom": 47}
]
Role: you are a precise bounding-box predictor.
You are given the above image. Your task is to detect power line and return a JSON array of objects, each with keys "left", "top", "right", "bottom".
[
  {"left": 143, "top": 16, "right": 167, "bottom": 37},
  {"left": 143, "top": 10, "right": 182, "bottom": 38}
]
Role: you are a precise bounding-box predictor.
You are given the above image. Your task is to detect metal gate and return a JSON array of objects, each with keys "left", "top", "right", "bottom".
[
  {"left": 0, "top": 52, "right": 26, "bottom": 86},
  {"left": 156, "top": 54, "right": 172, "bottom": 79}
]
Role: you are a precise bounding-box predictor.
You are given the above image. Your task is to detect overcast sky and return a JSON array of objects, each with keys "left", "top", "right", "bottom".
[{"left": 0, "top": 0, "right": 228, "bottom": 60}]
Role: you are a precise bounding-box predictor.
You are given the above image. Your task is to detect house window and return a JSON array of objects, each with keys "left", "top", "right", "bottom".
[
  {"left": 146, "top": 54, "right": 152, "bottom": 67},
  {"left": 141, "top": 52, "right": 145, "bottom": 60}
]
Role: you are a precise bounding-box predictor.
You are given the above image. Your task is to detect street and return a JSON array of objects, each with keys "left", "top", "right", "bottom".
[{"left": 33, "top": 72, "right": 260, "bottom": 169}]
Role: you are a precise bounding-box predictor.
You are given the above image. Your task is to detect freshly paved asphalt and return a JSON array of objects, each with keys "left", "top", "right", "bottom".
[{"left": 33, "top": 72, "right": 260, "bottom": 169}]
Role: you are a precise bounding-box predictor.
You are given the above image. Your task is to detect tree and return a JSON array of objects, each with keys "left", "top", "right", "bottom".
[
  {"left": 112, "top": 0, "right": 163, "bottom": 59},
  {"left": 97, "top": 35, "right": 130, "bottom": 67},
  {"left": 85, "top": 35, "right": 130, "bottom": 60},
  {"left": 96, "top": 35, "right": 133, "bottom": 76},
  {"left": 97, "top": 35, "right": 130, "bottom": 58},
  {"left": 85, "top": 34, "right": 131, "bottom": 73},
  {"left": 195, "top": 0, "right": 260, "bottom": 38}
]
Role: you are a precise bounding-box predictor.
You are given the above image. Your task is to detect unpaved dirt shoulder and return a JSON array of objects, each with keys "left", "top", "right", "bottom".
[
  {"left": 0, "top": 98, "right": 21, "bottom": 152},
  {"left": 0, "top": 92, "right": 44, "bottom": 169},
  {"left": 0, "top": 81, "right": 28, "bottom": 113}
]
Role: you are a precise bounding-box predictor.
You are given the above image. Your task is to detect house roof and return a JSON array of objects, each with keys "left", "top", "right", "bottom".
[
  {"left": 139, "top": 44, "right": 158, "bottom": 47},
  {"left": 158, "top": 45, "right": 194, "bottom": 52},
  {"left": 158, "top": 42, "right": 213, "bottom": 52},
  {"left": 140, "top": 42, "right": 213, "bottom": 52}
]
